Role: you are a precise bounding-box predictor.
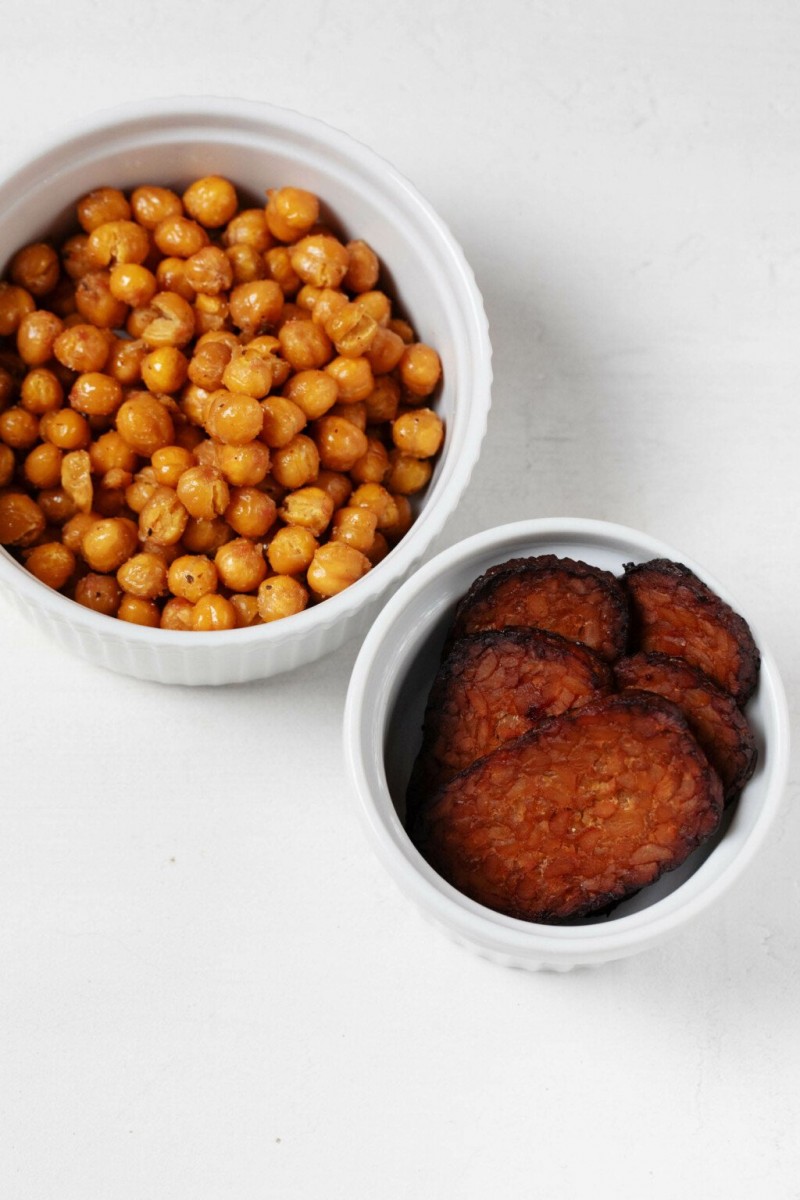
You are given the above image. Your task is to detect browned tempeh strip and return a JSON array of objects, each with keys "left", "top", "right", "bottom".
[
  {"left": 411, "top": 692, "right": 724, "bottom": 923},
  {"left": 622, "top": 559, "right": 760, "bottom": 703},
  {"left": 449, "top": 554, "right": 628, "bottom": 661}
]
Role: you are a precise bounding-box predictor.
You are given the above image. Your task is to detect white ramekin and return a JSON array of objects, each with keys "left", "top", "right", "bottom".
[
  {"left": 0, "top": 97, "right": 492, "bottom": 685},
  {"left": 343, "top": 518, "right": 790, "bottom": 971}
]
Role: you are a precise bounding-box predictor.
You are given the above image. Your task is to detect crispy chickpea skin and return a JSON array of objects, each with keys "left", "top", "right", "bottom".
[
  {"left": 307, "top": 542, "right": 371, "bottom": 597},
  {"left": 257, "top": 574, "right": 309, "bottom": 622},
  {"left": 117, "top": 551, "right": 168, "bottom": 599},
  {"left": 392, "top": 407, "right": 444, "bottom": 458},
  {"left": 191, "top": 593, "right": 237, "bottom": 630},
  {"left": 25, "top": 541, "right": 75, "bottom": 590},
  {"left": 214, "top": 537, "right": 267, "bottom": 592}
]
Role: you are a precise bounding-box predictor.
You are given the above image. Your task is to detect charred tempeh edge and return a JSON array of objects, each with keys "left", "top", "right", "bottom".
[
  {"left": 449, "top": 554, "right": 629, "bottom": 662},
  {"left": 622, "top": 559, "right": 760, "bottom": 704},
  {"left": 406, "top": 627, "right": 613, "bottom": 818},
  {"left": 614, "top": 651, "right": 757, "bottom": 804},
  {"left": 411, "top": 692, "right": 724, "bottom": 923}
]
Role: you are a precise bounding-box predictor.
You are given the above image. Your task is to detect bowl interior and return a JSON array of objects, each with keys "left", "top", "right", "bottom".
[{"left": 349, "top": 519, "right": 788, "bottom": 958}]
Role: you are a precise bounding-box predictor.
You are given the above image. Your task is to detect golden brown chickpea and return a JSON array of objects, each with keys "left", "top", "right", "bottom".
[
  {"left": 324, "top": 355, "right": 374, "bottom": 404},
  {"left": 230, "top": 592, "right": 262, "bottom": 627},
  {"left": 193, "top": 292, "right": 231, "bottom": 335},
  {"left": 204, "top": 389, "right": 263, "bottom": 445},
  {"left": 81, "top": 516, "right": 138, "bottom": 572},
  {"left": 350, "top": 436, "right": 390, "bottom": 485},
  {"left": 183, "top": 176, "right": 238, "bottom": 229},
  {"left": 259, "top": 394, "right": 307, "bottom": 448},
  {"left": 392, "top": 407, "right": 444, "bottom": 458},
  {"left": 364, "top": 376, "right": 401, "bottom": 425},
  {"left": 216, "top": 440, "right": 270, "bottom": 487},
  {"left": 116, "top": 392, "right": 176, "bottom": 455},
  {"left": 141, "top": 292, "right": 195, "bottom": 349},
  {"left": 326, "top": 303, "right": 379, "bottom": 358},
  {"left": 381, "top": 493, "right": 413, "bottom": 542},
  {"left": 24, "top": 541, "right": 75, "bottom": 590},
  {"left": 270, "top": 433, "right": 320, "bottom": 490},
  {"left": 0, "top": 489, "right": 45, "bottom": 547},
  {"left": 75, "top": 271, "right": 128, "bottom": 328},
  {"left": 265, "top": 187, "right": 320, "bottom": 243},
  {"left": 10, "top": 243, "right": 60, "bottom": 297},
  {"left": 0, "top": 283, "right": 36, "bottom": 337},
  {"left": 366, "top": 530, "right": 390, "bottom": 565},
  {"left": 53, "top": 323, "right": 111, "bottom": 374},
  {"left": 365, "top": 326, "right": 405, "bottom": 375},
  {"left": 109, "top": 262, "right": 158, "bottom": 307},
  {"left": 193, "top": 438, "right": 220, "bottom": 468},
  {"left": 256, "top": 574, "right": 309, "bottom": 622},
  {"left": 122, "top": 467, "right": 155, "bottom": 515},
  {"left": 88, "top": 220, "right": 150, "bottom": 268},
  {"left": 22, "top": 441, "right": 61, "bottom": 487},
  {"left": 167, "top": 553, "right": 218, "bottom": 603},
  {"left": 47, "top": 278, "right": 77, "bottom": 319},
  {"left": 262, "top": 245, "right": 300, "bottom": 295},
  {"left": 173, "top": 421, "right": 205, "bottom": 453},
  {"left": 106, "top": 337, "right": 146, "bottom": 386},
  {"left": 312, "top": 414, "right": 369, "bottom": 472},
  {"left": 214, "top": 537, "right": 267, "bottom": 592},
  {"left": 141, "top": 346, "right": 189, "bottom": 394},
  {"left": 184, "top": 245, "right": 234, "bottom": 295},
  {"left": 182, "top": 515, "right": 231, "bottom": 555},
  {"left": 289, "top": 235, "right": 350, "bottom": 289},
  {"left": 399, "top": 343, "right": 442, "bottom": 398},
  {"left": 388, "top": 316, "right": 415, "bottom": 344},
  {"left": 160, "top": 595, "right": 194, "bottom": 630},
  {"left": 69, "top": 372, "right": 123, "bottom": 417},
  {"left": 130, "top": 185, "right": 183, "bottom": 230},
  {"left": 0, "top": 443, "right": 15, "bottom": 487},
  {"left": 350, "top": 482, "right": 400, "bottom": 530},
  {"left": 278, "top": 485, "right": 334, "bottom": 538},
  {"left": 307, "top": 541, "right": 371, "bottom": 597},
  {"left": 330, "top": 505, "right": 379, "bottom": 554},
  {"left": 315, "top": 469, "right": 353, "bottom": 510},
  {"left": 155, "top": 256, "right": 195, "bottom": 301},
  {"left": 138, "top": 486, "right": 189, "bottom": 545},
  {"left": 180, "top": 382, "right": 213, "bottom": 427},
  {"left": 40, "top": 407, "right": 91, "bottom": 451},
  {"left": 223, "top": 207, "right": 271, "bottom": 251},
  {"left": 0, "top": 406, "right": 41, "bottom": 450},
  {"left": 282, "top": 369, "right": 338, "bottom": 420},
  {"left": 153, "top": 215, "right": 210, "bottom": 259},
  {"left": 228, "top": 279, "right": 283, "bottom": 335},
  {"left": 89, "top": 430, "right": 138, "bottom": 476},
  {"left": 226, "top": 243, "right": 268, "bottom": 285},
  {"left": 62, "top": 511, "right": 99, "bottom": 553},
  {"left": 224, "top": 486, "right": 277, "bottom": 539},
  {"left": 187, "top": 338, "right": 232, "bottom": 391},
  {"left": 266, "top": 525, "right": 318, "bottom": 576},
  {"left": 150, "top": 444, "right": 195, "bottom": 489},
  {"left": 176, "top": 464, "right": 230, "bottom": 521},
  {"left": 117, "top": 594, "right": 161, "bottom": 627},
  {"left": 116, "top": 551, "right": 168, "bottom": 599},
  {"left": 277, "top": 319, "right": 333, "bottom": 371},
  {"left": 0, "top": 366, "right": 16, "bottom": 410},
  {"left": 36, "top": 487, "right": 77, "bottom": 525},
  {"left": 77, "top": 187, "right": 131, "bottom": 232},
  {"left": 60, "top": 234, "right": 96, "bottom": 282},
  {"left": 191, "top": 592, "right": 237, "bottom": 630},
  {"left": 354, "top": 290, "right": 393, "bottom": 328},
  {"left": 16, "top": 310, "right": 64, "bottom": 367},
  {"left": 74, "top": 571, "right": 122, "bottom": 617},
  {"left": 60, "top": 449, "right": 93, "bottom": 513},
  {"left": 343, "top": 240, "right": 380, "bottom": 294},
  {"left": 222, "top": 347, "right": 273, "bottom": 399},
  {"left": 385, "top": 448, "right": 433, "bottom": 494}
]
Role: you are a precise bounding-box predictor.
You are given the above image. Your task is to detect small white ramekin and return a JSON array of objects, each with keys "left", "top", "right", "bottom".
[
  {"left": 343, "top": 518, "right": 790, "bottom": 971},
  {"left": 0, "top": 97, "right": 492, "bottom": 685}
]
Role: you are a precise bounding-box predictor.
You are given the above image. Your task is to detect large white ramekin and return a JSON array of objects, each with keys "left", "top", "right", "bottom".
[
  {"left": 343, "top": 518, "right": 790, "bottom": 971},
  {"left": 0, "top": 97, "right": 492, "bottom": 685}
]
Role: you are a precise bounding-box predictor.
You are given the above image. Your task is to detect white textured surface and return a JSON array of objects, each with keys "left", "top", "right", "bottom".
[{"left": 1, "top": 3, "right": 798, "bottom": 1198}]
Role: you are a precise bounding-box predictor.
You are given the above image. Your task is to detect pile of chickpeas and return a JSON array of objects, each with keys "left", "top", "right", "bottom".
[{"left": 0, "top": 176, "right": 443, "bottom": 630}]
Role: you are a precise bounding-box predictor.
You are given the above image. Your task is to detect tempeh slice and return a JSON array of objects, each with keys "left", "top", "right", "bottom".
[
  {"left": 449, "top": 554, "right": 628, "bottom": 661},
  {"left": 406, "top": 628, "right": 613, "bottom": 816},
  {"left": 623, "top": 559, "right": 760, "bottom": 703},
  {"left": 411, "top": 692, "right": 724, "bottom": 923},
  {"left": 614, "top": 651, "right": 757, "bottom": 804}
]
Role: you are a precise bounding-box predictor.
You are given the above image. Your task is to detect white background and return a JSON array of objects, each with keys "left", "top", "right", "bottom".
[{"left": 1, "top": 2, "right": 799, "bottom": 1197}]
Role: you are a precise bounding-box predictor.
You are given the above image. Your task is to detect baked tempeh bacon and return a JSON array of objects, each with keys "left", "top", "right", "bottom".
[
  {"left": 614, "top": 651, "right": 757, "bottom": 804},
  {"left": 623, "top": 559, "right": 760, "bottom": 704},
  {"left": 406, "top": 627, "right": 613, "bottom": 816},
  {"left": 411, "top": 692, "right": 724, "bottom": 923},
  {"left": 449, "top": 555, "right": 628, "bottom": 661}
]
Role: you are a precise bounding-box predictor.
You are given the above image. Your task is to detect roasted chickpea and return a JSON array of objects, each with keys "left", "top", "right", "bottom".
[
  {"left": 138, "top": 486, "right": 189, "bottom": 545},
  {"left": 354, "top": 290, "right": 393, "bottom": 327},
  {"left": 365, "top": 326, "right": 405, "bottom": 375},
  {"left": 312, "top": 414, "right": 369, "bottom": 472},
  {"left": 25, "top": 541, "right": 75, "bottom": 589},
  {"left": 330, "top": 505, "right": 378, "bottom": 553},
  {"left": 89, "top": 430, "right": 138, "bottom": 476},
  {"left": 204, "top": 389, "right": 264, "bottom": 445},
  {"left": 16, "top": 310, "right": 64, "bottom": 366},
  {"left": 167, "top": 553, "right": 218, "bottom": 603},
  {"left": 115, "top": 551, "right": 168, "bottom": 599},
  {"left": 36, "top": 487, "right": 77, "bottom": 525},
  {"left": 226, "top": 243, "right": 268, "bottom": 285},
  {"left": 141, "top": 292, "right": 195, "bottom": 349},
  {"left": 130, "top": 185, "right": 183, "bottom": 229},
  {"left": 69, "top": 372, "right": 123, "bottom": 417},
  {"left": 324, "top": 355, "right": 374, "bottom": 404},
  {"left": 350, "top": 482, "right": 400, "bottom": 531},
  {"left": 266, "top": 525, "right": 318, "bottom": 576},
  {"left": 109, "top": 262, "right": 158, "bottom": 307},
  {"left": 155, "top": 256, "right": 195, "bottom": 301},
  {"left": 278, "top": 486, "right": 334, "bottom": 537},
  {"left": 399, "top": 343, "right": 442, "bottom": 398},
  {"left": 150, "top": 444, "right": 196, "bottom": 489},
  {"left": 279, "top": 368, "right": 337, "bottom": 421},
  {"left": 74, "top": 572, "right": 122, "bottom": 617},
  {"left": 224, "top": 486, "right": 277, "bottom": 539},
  {"left": 216, "top": 441, "right": 270, "bottom": 487},
  {"left": 220, "top": 347, "right": 271, "bottom": 399},
  {"left": 306, "top": 286, "right": 348, "bottom": 331},
  {"left": 277, "top": 319, "right": 333, "bottom": 371},
  {"left": 388, "top": 316, "right": 415, "bottom": 344},
  {"left": 116, "top": 594, "right": 161, "bottom": 626},
  {"left": 366, "top": 531, "right": 390, "bottom": 565},
  {"left": 350, "top": 436, "right": 390, "bottom": 485},
  {"left": 60, "top": 234, "right": 96, "bottom": 282},
  {"left": 343, "top": 240, "right": 380, "bottom": 294},
  {"left": 214, "top": 537, "right": 267, "bottom": 592},
  {"left": 0, "top": 443, "right": 15, "bottom": 487},
  {"left": 40, "top": 407, "right": 91, "bottom": 451},
  {"left": 10, "top": 242, "right": 60, "bottom": 297},
  {"left": 392, "top": 407, "right": 444, "bottom": 458},
  {"left": 141, "top": 346, "right": 189, "bottom": 394},
  {"left": 0, "top": 283, "right": 36, "bottom": 336},
  {"left": 228, "top": 279, "right": 283, "bottom": 335},
  {"left": 364, "top": 375, "right": 401, "bottom": 424},
  {"left": 223, "top": 207, "right": 271, "bottom": 251},
  {"left": 77, "top": 187, "right": 130, "bottom": 232},
  {"left": 88, "top": 220, "right": 150, "bottom": 267},
  {"left": 270, "top": 433, "right": 320, "bottom": 490},
  {"left": 182, "top": 516, "right": 231, "bottom": 555},
  {"left": 315, "top": 469, "right": 353, "bottom": 510},
  {"left": 230, "top": 592, "right": 262, "bottom": 627},
  {"left": 53, "top": 323, "right": 111, "bottom": 374},
  {"left": 190, "top": 592, "right": 236, "bottom": 630},
  {"left": 75, "top": 271, "right": 128, "bottom": 329},
  {"left": 160, "top": 595, "right": 194, "bottom": 630},
  {"left": 386, "top": 448, "right": 433, "bottom": 494},
  {"left": 183, "top": 176, "right": 238, "bottom": 228},
  {"left": 176, "top": 464, "right": 230, "bottom": 521},
  {"left": 265, "top": 187, "right": 319, "bottom": 242},
  {"left": 153, "top": 215, "right": 210, "bottom": 259},
  {"left": 307, "top": 542, "right": 370, "bottom": 597},
  {"left": 260, "top": 395, "right": 307, "bottom": 448},
  {"left": 106, "top": 337, "right": 146, "bottom": 386},
  {"left": 381, "top": 493, "right": 413, "bottom": 542},
  {"left": 188, "top": 338, "right": 232, "bottom": 391},
  {"left": 60, "top": 449, "right": 94, "bottom": 513},
  {"left": 326, "top": 303, "right": 379, "bottom": 358},
  {"left": 117, "top": 392, "right": 175, "bottom": 455},
  {"left": 0, "top": 406, "right": 41, "bottom": 450},
  {"left": 180, "top": 382, "right": 213, "bottom": 427},
  {"left": 256, "top": 574, "right": 309, "bottom": 623},
  {"left": 289, "top": 234, "right": 349, "bottom": 289},
  {"left": 184, "top": 245, "right": 234, "bottom": 295},
  {"left": 264, "top": 246, "right": 301, "bottom": 295},
  {"left": 0, "top": 492, "right": 46, "bottom": 546},
  {"left": 81, "top": 516, "right": 138, "bottom": 572}
]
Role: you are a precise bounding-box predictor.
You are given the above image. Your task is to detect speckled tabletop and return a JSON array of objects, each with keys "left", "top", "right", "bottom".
[{"left": 1, "top": 2, "right": 798, "bottom": 1197}]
